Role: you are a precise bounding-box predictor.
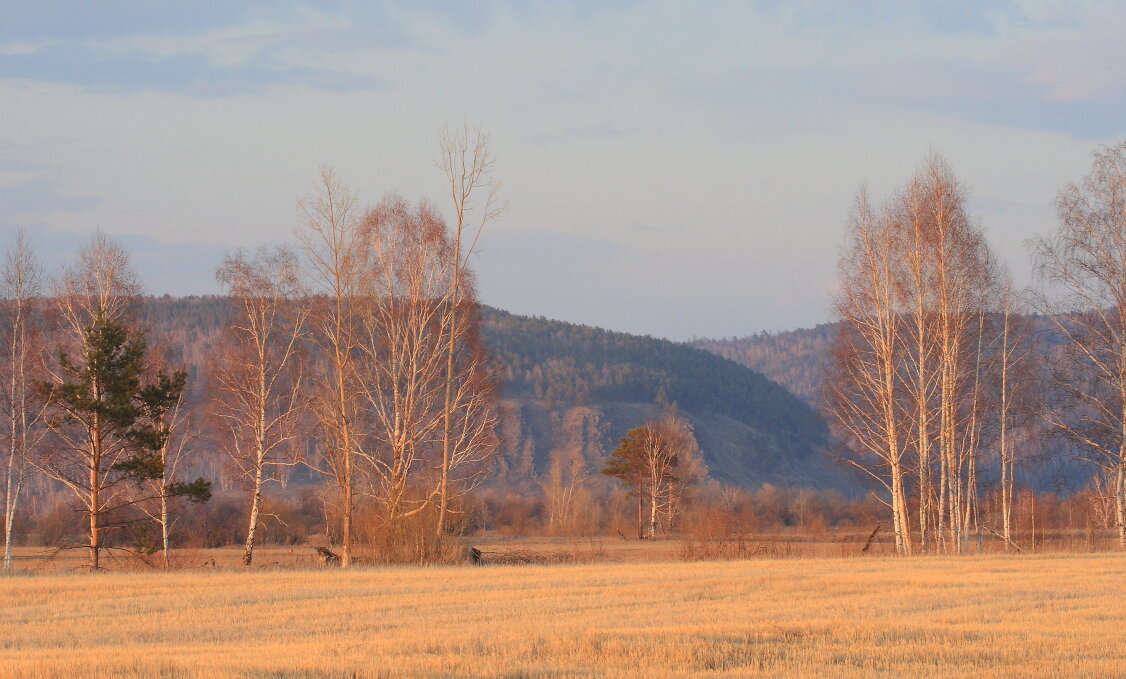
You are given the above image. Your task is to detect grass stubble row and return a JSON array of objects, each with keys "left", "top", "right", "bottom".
[{"left": 1, "top": 553, "right": 1124, "bottom": 678}]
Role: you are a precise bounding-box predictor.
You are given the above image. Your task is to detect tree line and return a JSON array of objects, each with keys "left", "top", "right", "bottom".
[
  {"left": 0, "top": 125, "right": 502, "bottom": 570},
  {"left": 828, "top": 142, "right": 1126, "bottom": 554},
  {"left": 7, "top": 134, "right": 1124, "bottom": 570}
]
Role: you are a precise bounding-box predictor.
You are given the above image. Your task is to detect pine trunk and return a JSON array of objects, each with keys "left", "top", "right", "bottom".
[
  {"left": 636, "top": 491, "right": 643, "bottom": 539},
  {"left": 89, "top": 481, "right": 100, "bottom": 571}
]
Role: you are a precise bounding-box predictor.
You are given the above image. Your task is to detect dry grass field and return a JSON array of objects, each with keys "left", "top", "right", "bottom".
[
  {"left": 7, "top": 526, "right": 1116, "bottom": 573},
  {"left": 2, "top": 552, "right": 1125, "bottom": 678},
  {"left": 2, "top": 537, "right": 681, "bottom": 572}
]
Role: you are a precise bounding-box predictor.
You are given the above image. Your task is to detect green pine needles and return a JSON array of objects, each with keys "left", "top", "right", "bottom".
[{"left": 37, "top": 309, "right": 210, "bottom": 568}]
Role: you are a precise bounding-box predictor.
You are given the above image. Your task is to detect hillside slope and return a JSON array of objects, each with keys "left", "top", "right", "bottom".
[
  {"left": 692, "top": 324, "right": 836, "bottom": 406},
  {"left": 481, "top": 309, "right": 849, "bottom": 491},
  {"left": 138, "top": 298, "right": 855, "bottom": 492},
  {"left": 693, "top": 320, "right": 1100, "bottom": 492}
]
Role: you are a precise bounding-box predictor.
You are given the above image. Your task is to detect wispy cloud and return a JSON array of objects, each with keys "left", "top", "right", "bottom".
[
  {"left": 3, "top": 45, "right": 385, "bottom": 96},
  {"left": 1, "top": 2, "right": 1122, "bottom": 338},
  {"left": 1, "top": 4, "right": 402, "bottom": 95},
  {"left": 0, "top": 156, "right": 98, "bottom": 218},
  {"left": 94, "top": 7, "right": 358, "bottom": 67},
  {"left": 1, "top": 40, "right": 56, "bottom": 56}
]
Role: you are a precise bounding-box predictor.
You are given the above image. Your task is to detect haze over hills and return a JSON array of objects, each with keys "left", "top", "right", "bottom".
[{"left": 140, "top": 297, "right": 856, "bottom": 494}]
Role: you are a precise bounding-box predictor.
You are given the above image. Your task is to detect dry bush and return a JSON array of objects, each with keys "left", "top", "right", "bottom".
[
  {"left": 348, "top": 496, "right": 481, "bottom": 565},
  {"left": 12, "top": 472, "right": 1123, "bottom": 568},
  {"left": 173, "top": 493, "right": 245, "bottom": 549},
  {"left": 21, "top": 494, "right": 84, "bottom": 547},
  {"left": 480, "top": 491, "right": 543, "bottom": 537},
  {"left": 478, "top": 538, "right": 609, "bottom": 565},
  {"left": 679, "top": 533, "right": 798, "bottom": 561},
  {"left": 678, "top": 496, "right": 792, "bottom": 561}
]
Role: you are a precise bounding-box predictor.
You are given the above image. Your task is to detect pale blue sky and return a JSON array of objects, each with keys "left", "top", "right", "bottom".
[{"left": 2, "top": 1, "right": 1124, "bottom": 339}]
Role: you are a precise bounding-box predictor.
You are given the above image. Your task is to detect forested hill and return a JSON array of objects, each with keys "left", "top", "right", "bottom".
[
  {"left": 692, "top": 324, "right": 836, "bottom": 406},
  {"left": 691, "top": 320, "right": 1094, "bottom": 493},
  {"left": 480, "top": 309, "right": 848, "bottom": 491},
  {"left": 138, "top": 297, "right": 853, "bottom": 492}
]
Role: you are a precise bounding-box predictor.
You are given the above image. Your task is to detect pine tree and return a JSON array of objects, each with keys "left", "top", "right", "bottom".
[{"left": 37, "top": 310, "right": 208, "bottom": 569}]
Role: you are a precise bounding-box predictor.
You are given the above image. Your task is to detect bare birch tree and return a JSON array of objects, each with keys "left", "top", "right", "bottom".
[
  {"left": 918, "top": 158, "right": 997, "bottom": 553},
  {"left": 637, "top": 414, "right": 692, "bottom": 539},
  {"left": 354, "top": 194, "right": 497, "bottom": 559},
  {"left": 991, "top": 278, "right": 1035, "bottom": 549},
  {"left": 215, "top": 247, "right": 308, "bottom": 566},
  {"left": 1032, "top": 140, "right": 1126, "bottom": 548},
  {"left": 893, "top": 175, "right": 939, "bottom": 552},
  {"left": 356, "top": 196, "right": 453, "bottom": 540},
  {"left": 539, "top": 448, "right": 590, "bottom": 535},
  {"left": 662, "top": 415, "right": 706, "bottom": 533},
  {"left": 54, "top": 232, "right": 141, "bottom": 335},
  {"left": 826, "top": 190, "right": 912, "bottom": 555},
  {"left": 296, "top": 165, "right": 365, "bottom": 567},
  {"left": 830, "top": 157, "right": 999, "bottom": 555},
  {"left": 1, "top": 231, "right": 46, "bottom": 572},
  {"left": 436, "top": 122, "right": 504, "bottom": 542},
  {"left": 134, "top": 387, "right": 209, "bottom": 568}
]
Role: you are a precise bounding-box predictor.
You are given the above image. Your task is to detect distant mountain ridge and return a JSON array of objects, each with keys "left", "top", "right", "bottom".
[
  {"left": 691, "top": 320, "right": 1099, "bottom": 493},
  {"left": 138, "top": 297, "right": 858, "bottom": 493},
  {"left": 691, "top": 324, "right": 836, "bottom": 406}
]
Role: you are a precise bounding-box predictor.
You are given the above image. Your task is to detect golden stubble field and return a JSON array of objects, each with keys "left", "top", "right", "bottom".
[{"left": 2, "top": 553, "right": 1125, "bottom": 679}]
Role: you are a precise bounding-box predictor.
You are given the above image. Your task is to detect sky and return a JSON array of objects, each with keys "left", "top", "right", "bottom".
[{"left": 2, "top": 1, "right": 1124, "bottom": 341}]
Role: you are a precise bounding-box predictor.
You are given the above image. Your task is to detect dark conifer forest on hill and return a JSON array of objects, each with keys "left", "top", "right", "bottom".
[{"left": 692, "top": 325, "right": 836, "bottom": 406}]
